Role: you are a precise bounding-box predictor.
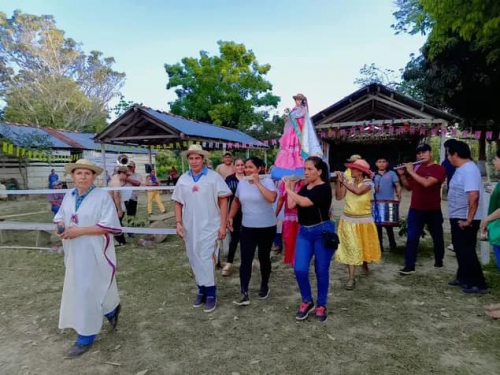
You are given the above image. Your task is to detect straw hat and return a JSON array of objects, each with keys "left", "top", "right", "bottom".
[
  {"left": 293, "top": 93, "right": 307, "bottom": 101},
  {"left": 347, "top": 154, "right": 362, "bottom": 162},
  {"left": 181, "top": 144, "right": 210, "bottom": 158},
  {"left": 344, "top": 159, "right": 373, "bottom": 177},
  {"left": 64, "top": 159, "right": 104, "bottom": 175}
]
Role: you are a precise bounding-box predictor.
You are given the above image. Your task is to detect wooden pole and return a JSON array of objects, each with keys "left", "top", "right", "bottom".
[
  {"left": 101, "top": 143, "right": 108, "bottom": 186},
  {"left": 148, "top": 145, "right": 153, "bottom": 166}
]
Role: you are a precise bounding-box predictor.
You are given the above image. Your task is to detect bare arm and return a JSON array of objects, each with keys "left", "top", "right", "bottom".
[
  {"left": 397, "top": 171, "right": 412, "bottom": 190},
  {"left": 253, "top": 177, "right": 277, "bottom": 203},
  {"left": 174, "top": 201, "right": 184, "bottom": 239},
  {"left": 126, "top": 176, "right": 141, "bottom": 186},
  {"left": 395, "top": 182, "right": 402, "bottom": 201},
  {"left": 218, "top": 196, "right": 229, "bottom": 239},
  {"left": 459, "top": 191, "right": 479, "bottom": 229},
  {"left": 287, "top": 188, "right": 314, "bottom": 207},
  {"left": 228, "top": 197, "right": 241, "bottom": 219},
  {"left": 342, "top": 182, "right": 371, "bottom": 196},
  {"left": 59, "top": 225, "right": 108, "bottom": 240},
  {"left": 334, "top": 172, "right": 346, "bottom": 200}
]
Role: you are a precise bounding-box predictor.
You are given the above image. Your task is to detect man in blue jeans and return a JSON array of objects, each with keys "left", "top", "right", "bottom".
[{"left": 397, "top": 143, "right": 446, "bottom": 275}]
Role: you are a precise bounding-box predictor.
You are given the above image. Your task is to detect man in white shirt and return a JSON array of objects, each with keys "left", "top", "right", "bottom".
[
  {"left": 172, "top": 145, "right": 231, "bottom": 313},
  {"left": 446, "top": 140, "right": 487, "bottom": 294}
]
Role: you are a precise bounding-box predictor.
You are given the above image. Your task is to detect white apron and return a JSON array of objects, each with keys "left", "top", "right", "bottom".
[
  {"left": 172, "top": 170, "right": 231, "bottom": 286},
  {"left": 54, "top": 188, "right": 121, "bottom": 336}
]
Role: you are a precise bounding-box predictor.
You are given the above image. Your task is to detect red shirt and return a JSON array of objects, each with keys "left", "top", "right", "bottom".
[{"left": 409, "top": 163, "right": 446, "bottom": 210}]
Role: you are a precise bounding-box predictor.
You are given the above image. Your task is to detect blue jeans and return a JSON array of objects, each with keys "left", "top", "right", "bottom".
[
  {"left": 492, "top": 245, "right": 500, "bottom": 272},
  {"left": 405, "top": 209, "right": 444, "bottom": 267},
  {"left": 76, "top": 306, "right": 119, "bottom": 346},
  {"left": 294, "top": 221, "right": 335, "bottom": 307}
]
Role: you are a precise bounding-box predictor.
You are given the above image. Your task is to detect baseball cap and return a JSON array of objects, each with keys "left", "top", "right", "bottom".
[{"left": 416, "top": 143, "right": 431, "bottom": 152}]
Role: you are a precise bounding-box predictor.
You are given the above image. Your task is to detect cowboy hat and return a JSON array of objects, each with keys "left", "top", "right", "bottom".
[
  {"left": 64, "top": 159, "right": 104, "bottom": 175},
  {"left": 347, "top": 154, "right": 362, "bottom": 162},
  {"left": 344, "top": 159, "right": 373, "bottom": 177},
  {"left": 293, "top": 93, "right": 307, "bottom": 101},
  {"left": 181, "top": 144, "right": 210, "bottom": 158}
]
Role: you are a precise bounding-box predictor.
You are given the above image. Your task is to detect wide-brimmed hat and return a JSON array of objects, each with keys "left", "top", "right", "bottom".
[
  {"left": 347, "top": 154, "right": 362, "bottom": 162},
  {"left": 293, "top": 93, "right": 307, "bottom": 101},
  {"left": 181, "top": 144, "right": 210, "bottom": 158},
  {"left": 64, "top": 159, "right": 103, "bottom": 175},
  {"left": 345, "top": 159, "right": 373, "bottom": 177}
]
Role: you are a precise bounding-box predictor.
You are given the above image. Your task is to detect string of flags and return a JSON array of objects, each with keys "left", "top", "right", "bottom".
[
  {"left": 1, "top": 125, "right": 498, "bottom": 162},
  {"left": 318, "top": 124, "right": 497, "bottom": 140}
]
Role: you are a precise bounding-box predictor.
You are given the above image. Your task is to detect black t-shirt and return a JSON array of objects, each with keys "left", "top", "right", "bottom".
[{"left": 297, "top": 183, "right": 332, "bottom": 226}]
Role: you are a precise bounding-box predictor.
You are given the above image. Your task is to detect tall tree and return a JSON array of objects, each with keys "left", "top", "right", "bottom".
[
  {"left": 0, "top": 10, "right": 125, "bottom": 131},
  {"left": 393, "top": 0, "right": 500, "bottom": 63},
  {"left": 165, "top": 40, "right": 281, "bottom": 136}
]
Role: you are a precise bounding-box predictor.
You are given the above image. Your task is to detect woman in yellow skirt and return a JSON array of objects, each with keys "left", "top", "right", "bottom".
[{"left": 334, "top": 159, "right": 381, "bottom": 290}]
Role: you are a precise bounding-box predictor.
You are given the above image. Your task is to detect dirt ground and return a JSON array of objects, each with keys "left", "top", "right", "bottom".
[{"left": 1, "top": 191, "right": 500, "bottom": 375}]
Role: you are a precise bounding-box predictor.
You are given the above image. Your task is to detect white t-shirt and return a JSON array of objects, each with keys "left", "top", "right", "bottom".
[
  {"left": 126, "top": 172, "right": 142, "bottom": 201},
  {"left": 236, "top": 178, "right": 278, "bottom": 228},
  {"left": 448, "top": 161, "right": 483, "bottom": 220}
]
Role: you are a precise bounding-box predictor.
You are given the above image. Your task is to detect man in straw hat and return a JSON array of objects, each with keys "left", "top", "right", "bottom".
[
  {"left": 54, "top": 159, "right": 122, "bottom": 357},
  {"left": 172, "top": 145, "right": 232, "bottom": 312}
]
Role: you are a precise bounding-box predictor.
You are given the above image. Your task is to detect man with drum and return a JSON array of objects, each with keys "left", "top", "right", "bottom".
[
  {"left": 397, "top": 143, "right": 446, "bottom": 275},
  {"left": 373, "top": 157, "right": 401, "bottom": 251}
]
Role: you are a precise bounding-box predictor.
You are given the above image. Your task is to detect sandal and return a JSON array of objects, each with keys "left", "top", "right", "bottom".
[
  {"left": 222, "top": 263, "right": 232, "bottom": 276},
  {"left": 484, "top": 303, "right": 500, "bottom": 311},
  {"left": 345, "top": 279, "right": 356, "bottom": 290}
]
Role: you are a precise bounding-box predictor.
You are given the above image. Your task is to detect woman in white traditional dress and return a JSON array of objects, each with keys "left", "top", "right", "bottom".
[{"left": 54, "top": 159, "right": 122, "bottom": 358}]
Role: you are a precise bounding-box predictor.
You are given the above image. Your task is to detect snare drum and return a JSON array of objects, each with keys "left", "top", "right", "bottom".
[{"left": 371, "top": 200, "right": 400, "bottom": 226}]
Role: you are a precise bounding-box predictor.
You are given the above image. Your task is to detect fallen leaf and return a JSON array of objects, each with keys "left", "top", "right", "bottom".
[
  {"left": 441, "top": 312, "right": 450, "bottom": 318},
  {"left": 250, "top": 360, "right": 260, "bottom": 365},
  {"left": 135, "top": 370, "right": 149, "bottom": 375},
  {"left": 327, "top": 334, "right": 336, "bottom": 341}
]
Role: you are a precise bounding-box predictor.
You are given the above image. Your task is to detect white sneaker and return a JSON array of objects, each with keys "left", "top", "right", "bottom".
[{"left": 447, "top": 244, "right": 454, "bottom": 251}]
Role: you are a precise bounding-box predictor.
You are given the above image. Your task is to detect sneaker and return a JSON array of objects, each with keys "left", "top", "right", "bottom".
[
  {"left": 204, "top": 296, "right": 217, "bottom": 313},
  {"left": 233, "top": 293, "right": 250, "bottom": 306},
  {"left": 295, "top": 301, "right": 315, "bottom": 321},
  {"left": 193, "top": 293, "right": 206, "bottom": 308},
  {"left": 258, "top": 287, "right": 270, "bottom": 300},
  {"left": 434, "top": 260, "right": 443, "bottom": 269},
  {"left": 399, "top": 266, "right": 415, "bottom": 275},
  {"left": 315, "top": 306, "right": 328, "bottom": 323},
  {"left": 447, "top": 244, "right": 454, "bottom": 251},
  {"left": 462, "top": 286, "right": 490, "bottom": 295},
  {"left": 345, "top": 279, "right": 356, "bottom": 290}
]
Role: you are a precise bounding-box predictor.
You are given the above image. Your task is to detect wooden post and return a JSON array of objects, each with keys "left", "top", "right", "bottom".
[
  {"left": 439, "top": 122, "right": 447, "bottom": 164},
  {"left": 246, "top": 148, "right": 250, "bottom": 158},
  {"left": 264, "top": 149, "right": 267, "bottom": 167},
  {"left": 181, "top": 156, "right": 185, "bottom": 173},
  {"left": 148, "top": 145, "right": 153, "bottom": 166},
  {"left": 101, "top": 143, "right": 108, "bottom": 186}
]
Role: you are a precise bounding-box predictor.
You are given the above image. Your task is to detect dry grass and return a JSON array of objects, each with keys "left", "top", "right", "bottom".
[{"left": 0, "top": 194, "right": 500, "bottom": 374}]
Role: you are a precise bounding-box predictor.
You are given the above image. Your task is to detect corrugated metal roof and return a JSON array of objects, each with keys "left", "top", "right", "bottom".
[
  {"left": 0, "top": 122, "right": 72, "bottom": 148},
  {"left": 0, "top": 122, "right": 150, "bottom": 154},
  {"left": 143, "top": 108, "right": 265, "bottom": 146}
]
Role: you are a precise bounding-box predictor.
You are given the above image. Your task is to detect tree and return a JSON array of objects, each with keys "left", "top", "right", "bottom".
[
  {"left": 112, "top": 95, "right": 143, "bottom": 117},
  {"left": 393, "top": 0, "right": 500, "bottom": 63},
  {"left": 165, "top": 40, "right": 281, "bottom": 136},
  {"left": 0, "top": 10, "right": 125, "bottom": 131}
]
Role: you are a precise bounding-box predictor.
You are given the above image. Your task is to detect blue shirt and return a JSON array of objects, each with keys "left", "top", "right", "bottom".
[
  {"left": 441, "top": 158, "right": 456, "bottom": 184},
  {"left": 48, "top": 174, "right": 59, "bottom": 189},
  {"left": 188, "top": 165, "right": 209, "bottom": 183},
  {"left": 72, "top": 185, "right": 96, "bottom": 211},
  {"left": 373, "top": 170, "right": 399, "bottom": 200}
]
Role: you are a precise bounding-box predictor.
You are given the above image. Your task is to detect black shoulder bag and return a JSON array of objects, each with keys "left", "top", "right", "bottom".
[{"left": 318, "top": 208, "right": 340, "bottom": 250}]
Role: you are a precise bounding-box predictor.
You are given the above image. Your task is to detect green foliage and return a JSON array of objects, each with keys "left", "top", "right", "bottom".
[
  {"left": 393, "top": 0, "right": 500, "bottom": 63},
  {"left": 112, "top": 95, "right": 143, "bottom": 117},
  {"left": 0, "top": 10, "right": 125, "bottom": 131},
  {"left": 154, "top": 150, "right": 182, "bottom": 178},
  {"left": 165, "top": 40, "right": 281, "bottom": 138}
]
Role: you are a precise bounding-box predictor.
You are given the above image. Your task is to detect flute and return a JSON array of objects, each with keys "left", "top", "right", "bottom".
[{"left": 393, "top": 160, "right": 425, "bottom": 170}]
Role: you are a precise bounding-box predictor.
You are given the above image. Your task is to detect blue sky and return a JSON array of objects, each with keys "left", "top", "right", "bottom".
[{"left": 0, "top": 0, "right": 426, "bottom": 116}]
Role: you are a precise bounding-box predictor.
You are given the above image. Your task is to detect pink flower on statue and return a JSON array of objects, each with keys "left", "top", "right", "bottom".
[
  {"left": 70, "top": 214, "right": 79, "bottom": 225},
  {"left": 192, "top": 185, "right": 199, "bottom": 193}
]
